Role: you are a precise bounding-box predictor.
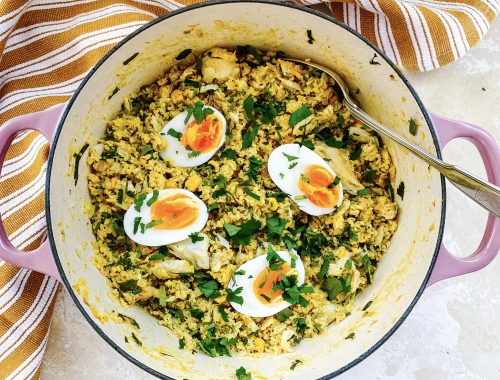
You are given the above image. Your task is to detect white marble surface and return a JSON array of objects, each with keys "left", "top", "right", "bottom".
[{"left": 41, "top": 21, "right": 500, "bottom": 380}]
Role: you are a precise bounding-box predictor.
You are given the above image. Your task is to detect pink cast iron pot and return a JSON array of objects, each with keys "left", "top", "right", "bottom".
[{"left": 0, "top": 1, "right": 499, "bottom": 379}]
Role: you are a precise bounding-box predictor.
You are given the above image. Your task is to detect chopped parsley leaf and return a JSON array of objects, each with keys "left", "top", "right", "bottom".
[
  {"left": 386, "top": 181, "right": 395, "bottom": 201},
  {"left": 266, "top": 246, "right": 286, "bottom": 271},
  {"left": 226, "top": 287, "right": 244, "bottom": 305},
  {"left": 290, "top": 359, "right": 303, "bottom": 370},
  {"left": 236, "top": 366, "right": 251, "bottom": 380},
  {"left": 299, "top": 139, "right": 315, "bottom": 150},
  {"left": 242, "top": 121, "right": 259, "bottom": 149},
  {"left": 345, "top": 332, "right": 355, "bottom": 340},
  {"left": 266, "top": 216, "right": 286, "bottom": 244},
  {"left": 243, "top": 96, "right": 255, "bottom": 120},
  {"left": 243, "top": 188, "right": 260, "bottom": 200},
  {"left": 323, "top": 276, "right": 343, "bottom": 301},
  {"left": 133, "top": 216, "right": 141, "bottom": 234},
  {"left": 190, "top": 308, "right": 204, "bottom": 320},
  {"left": 283, "top": 152, "right": 299, "bottom": 161},
  {"left": 146, "top": 190, "right": 159, "bottom": 206},
  {"left": 188, "top": 150, "right": 201, "bottom": 158},
  {"left": 179, "top": 339, "right": 185, "bottom": 349},
  {"left": 189, "top": 232, "right": 204, "bottom": 243},
  {"left": 289, "top": 104, "right": 312, "bottom": 127},
  {"left": 184, "top": 78, "right": 200, "bottom": 88},
  {"left": 140, "top": 145, "right": 153, "bottom": 155},
  {"left": 307, "top": 29, "right": 315, "bottom": 44},
  {"left": 218, "top": 306, "right": 229, "bottom": 322},
  {"left": 198, "top": 279, "right": 221, "bottom": 299},
  {"left": 409, "top": 119, "right": 418, "bottom": 136},
  {"left": 247, "top": 155, "right": 263, "bottom": 180},
  {"left": 363, "top": 169, "right": 377, "bottom": 183},
  {"left": 123, "top": 52, "right": 139, "bottom": 65},
  {"left": 167, "top": 128, "right": 182, "bottom": 140},
  {"left": 397, "top": 181, "right": 405, "bottom": 199},
  {"left": 223, "top": 219, "right": 261, "bottom": 245},
  {"left": 357, "top": 188, "right": 372, "bottom": 196},
  {"left": 221, "top": 148, "right": 238, "bottom": 161},
  {"left": 175, "top": 48, "right": 192, "bottom": 60},
  {"left": 117, "top": 189, "right": 124, "bottom": 204},
  {"left": 158, "top": 286, "right": 167, "bottom": 307},
  {"left": 73, "top": 143, "right": 89, "bottom": 185},
  {"left": 288, "top": 162, "right": 298, "bottom": 170},
  {"left": 350, "top": 146, "right": 362, "bottom": 160},
  {"left": 277, "top": 308, "right": 293, "bottom": 321}
]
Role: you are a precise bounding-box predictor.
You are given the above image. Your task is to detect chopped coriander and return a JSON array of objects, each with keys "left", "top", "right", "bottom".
[
  {"left": 243, "top": 188, "right": 260, "bottom": 200},
  {"left": 143, "top": 219, "right": 162, "bottom": 232},
  {"left": 258, "top": 273, "right": 267, "bottom": 289},
  {"left": 299, "top": 139, "right": 315, "bottom": 150},
  {"left": 117, "top": 313, "right": 140, "bottom": 328},
  {"left": 294, "top": 195, "right": 307, "bottom": 201},
  {"left": 149, "top": 246, "right": 168, "bottom": 260},
  {"left": 242, "top": 122, "right": 259, "bottom": 149},
  {"left": 140, "top": 145, "right": 153, "bottom": 155},
  {"left": 307, "top": 29, "right": 315, "bottom": 44},
  {"left": 146, "top": 190, "right": 159, "bottom": 206},
  {"left": 190, "top": 309, "right": 204, "bottom": 320},
  {"left": 247, "top": 155, "right": 263, "bottom": 180},
  {"left": 323, "top": 276, "right": 343, "bottom": 301},
  {"left": 277, "top": 308, "right": 293, "bottom": 321},
  {"left": 294, "top": 317, "right": 309, "bottom": 333},
  {"left": 108, "top": 87, "right": 119, "bottom": 99},
  {"left": 243, "top": 96, "right": 255, "bottom": 120},
  {"left": 254, "top": 98, "right": 280, "bottom": 124},
  {"left": 212, "top": 188, "right": 227, "bottom": 199},
  {"left": 133, "top": 216, "right": 141, "bottom": 234},
  {"left": 167, "top": 128, "right": 182, "bottom": 140},
  {"left": 184, "top": 78, "right": 200, "bottom": 88},
  {"left": 273, "top": 274, "right": 314, "bottom": 306},
  {"left": 266, "top": 216, "right": 286, "bottom": 244},
  {"left": 112, "top": 221, "right": 125, "bottom": 236},
  {"left": 189, "top": 232, "right": 204, "bottom": 243},
  {"left": 179, "top": 339, "right": 185, "bottom": 349},
  {"left": 317, "top": 257, "right": 331, "bottom": 279},
  {"left": 175, "top": 48, "right": 192, "bottom": 60},
  {"left": 369, "top": 53, "right": 380, "bottom": 65},
  {"left": 188, "top": 150, "right": 201, "bottom": 158},
  {"left": 221, "top": 148, "right": 238, "bottom": 161},
  {"left": 119, "top": 279, "right": 141, "bottom": 294},
  {"left": 266, "top": 246, "right": 286, "bottom": 271},
  {"left": 134, "top": 193, "right": 147, "bottom": 211},
  {"left": 356, "top": 188, "right": 372, "bottom": 196},
  {"left": 123, "top": 52, "right": 139, "bottom": 65},
  {"left": 386, "top": 181, "right": 395, "bottom": 201},
  {"left": 226, "top": 287, "right": 244, "bottom": 305},
  {"left": 207, "top": 203, "right": 219, "bottom": 212},
  {"left": 290, "top": 359, "right": 303, "bottom": 370},
  {"left": 224, "top": 223, "right": 241, "bottom": 237},
  {"left": 345, "top": 332, "right": 355, "bottom": 340},
  {"left": 350, "top": 146, "right": 362, "bottom": 160},
  {"left": 73, "top": 143, "right": 89, "bottom": 185},
  {"left": 397, "top": 181, "right": 405, "bottom": 199},
  {"left": 283, "top": 152, "right": 299, "bottom": 161},
  {"left": 218, "top": 306, "right": 229, "bottom": 322},
  {"left": 223, "top": 219, "right": 261, "bottom": 245},
  {"left": 362, "top": 300, "right": 373, "bottom": 311},
  {"left": 198, "top": 279, "right": 221, "bottom": 299},
  {"left": 158, "top": 286, "right": 167, "bottom": 307},
  {"left": 237, "top": 45, "right": 264, "bottom": 66},
  {"left": 409, "top": 119, "right": 418, "bottom": 136},
  {"left": 344, "top": 259, "right": 353, "bottom": 270},
  {"left": 289, "top": 104, "right": 312, "bottom": 127},
  {"left": 288, "top": 162, "right": 298, "bottom": 169},
  {"left": 279, "top": 172, "right": 285, "bottom": 179},
  {"left": 260, "top": 294, "right": 271, "bottom": 302},
  {"left": 235, "top": 366, "right": 251, "bottom": 380},
  {"left": 117, "top": 189, "right": 124, "bottom": 204},
  {"left": 363, "top": 169, "right": 377, "bottom": 183},
  {"left": 131, "top": 332, "right": 142, "bottom": 346}
]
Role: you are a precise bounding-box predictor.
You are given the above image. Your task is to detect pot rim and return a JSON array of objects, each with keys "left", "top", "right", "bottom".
[{"left": 45, "top": 1, "right": 447, "bottom": 378}]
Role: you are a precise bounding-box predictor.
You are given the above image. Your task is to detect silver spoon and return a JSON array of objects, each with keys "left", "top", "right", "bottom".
[{"left": 285, "top": 58, "right": 500, "bottom": 217}]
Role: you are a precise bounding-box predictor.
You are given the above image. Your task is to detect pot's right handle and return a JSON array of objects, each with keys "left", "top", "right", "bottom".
[
  {"left": 0, "top": 104, "right": 65, "bottom": 280},
  {"left": 427, "top": 113, "right": 500, "bottom": 286}
]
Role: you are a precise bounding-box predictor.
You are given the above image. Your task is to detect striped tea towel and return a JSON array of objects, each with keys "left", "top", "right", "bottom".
[{"left": 0, "top": 0, "right": 498, "bottom": 378}]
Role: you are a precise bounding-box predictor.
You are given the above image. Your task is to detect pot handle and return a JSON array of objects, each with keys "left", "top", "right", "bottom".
[
  {"left": 427, "top": 113, "right": 500, "bottom": 286},
  {"left": 0, "top": 104, "right": 65, "bottom": 280}
]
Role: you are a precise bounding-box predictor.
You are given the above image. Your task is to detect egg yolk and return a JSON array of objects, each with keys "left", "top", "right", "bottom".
[
  {"left": 150, "top": 193, "right": 199, "bottom": 230},
  {"left": 181, "top": 114, "right": 222, "bottom": 153},
  {"left": 253, "top": 263, "right": 292, "bottom": 304},
  {"left": 297, "top": 165, "right": 340, "bottom": 208}
]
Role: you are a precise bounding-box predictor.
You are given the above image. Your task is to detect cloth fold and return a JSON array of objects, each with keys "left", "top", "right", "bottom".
[{"left": 0, "top": 0, "right": 497, "bottom": 378}]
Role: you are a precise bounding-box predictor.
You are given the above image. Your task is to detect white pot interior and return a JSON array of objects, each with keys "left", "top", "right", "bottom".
[{"left": 47, "top": 2, "right": 444, "bottom": 379}]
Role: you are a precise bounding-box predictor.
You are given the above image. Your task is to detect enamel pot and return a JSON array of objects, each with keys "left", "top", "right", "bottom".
[{"left": 0, "top": 1, "right": 499, "bottom": 379}]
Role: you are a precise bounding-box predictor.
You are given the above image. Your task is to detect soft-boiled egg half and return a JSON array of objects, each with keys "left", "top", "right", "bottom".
[
  {"left": 268, "top": 144, "right": 343, "bottom": 216},
  {"left": 123, "top": 189, "right": 208, "bottom": 246},
  {"left": 227, "top": 249, "right": 305, "bottom": 318},
  {"left": 160, "top": 104, "right": 226, "bottom": 167}
]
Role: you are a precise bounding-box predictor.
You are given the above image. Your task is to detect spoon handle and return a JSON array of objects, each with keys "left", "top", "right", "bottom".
[{"left": 345, "top": 101, "right": 500, "bottom": 217}]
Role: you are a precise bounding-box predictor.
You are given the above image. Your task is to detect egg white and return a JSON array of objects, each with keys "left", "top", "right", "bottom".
[
  {"left": 227, "top": 250, "right": 305, "bottom": 318},
  {"left": 159, "top": 106, "right": 226, "bottom": 167},
  {"left": 267, "top": 143, "right": 343, "bottom": 216},
  {"left": 123, "top": 189, "right": 208, "bottom": 246}
]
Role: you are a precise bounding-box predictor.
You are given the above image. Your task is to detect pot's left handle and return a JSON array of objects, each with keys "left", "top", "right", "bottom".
[
  {"left": 0, "top": 104, "right": 66, "bottom": 281},
  {"left": 427, "top": 114, "right": 500, "bottom": 286}
]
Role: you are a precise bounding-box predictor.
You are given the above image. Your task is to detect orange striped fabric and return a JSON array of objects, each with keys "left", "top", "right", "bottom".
[{"left": 0, "top": 0, "right": 497, "bottom": 378}]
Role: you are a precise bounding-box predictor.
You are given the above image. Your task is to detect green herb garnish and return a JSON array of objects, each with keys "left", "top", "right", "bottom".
[
  {"left": 277, "top": 308, "right": 293, "bottom": 321},
  {"left": 226, "top": 287, "right": 244, "bottom": 305},
  {"left": 289, "top": 105, "right": 312, "bottom": 127},
  {"left": 167, "top": 128, "right": 182, "bottom": 140},
  {"left": 158, "top": 286, "right": 167, "bottom": 307},
  {"left": 242, "top": 122, "right": 259, "bottom": 149},
  {"left": 119, "top": 279, "right": 141, "bottom": 294},
  {"left": 189, "top": 232, "right": 204, "bottom": 243},
  {"left": 146, "top": 190, "right": 159, "bottom": 206},
  {"left": 235, "top": 366, "right": 251, "bottom": 380},
  {"left": 350, "top": 146, "right": 362, "bottom": 160},
  {"left": 266, "top": 216, "right": 286, "bottom": 244},
  {"left": 179, "top": 339, "right": 185, "bottom": 349},
  {"left": 223, "top": 219, "right": 261, "bottom": 245},
  {"left": 133, "top": 216, "right": 141, "bottom": 234},
  {"left": 134, "top": 193, "right": 147, "bottom": 211},
  {"left": 218, "top": 306, "right": 229, "bottom": 322},
  {"left": 175, "top": 48, "right": 192, "bottom": 60},
  {"left": 243, "top": 188, "right": 260, "bottom": 200},
  {"left": 117, "top": 189, "right": 124, "bottom": 204},
  {"left": 221, "top": 149, "right": 238, "bottom": 161},
  {"left": 247, "top": 156, "right": 263, "bottom": 180},
  {"left": 307, "top": 29, "right": 315, "bottom": 44},
  {"left": 397, "top": 181, "right": 405, "bottom": 199},
  {"left": 184, "top": 78, "right": 200, "bottom": 88},
  {"left": 356, "top": 188, "right": 372, "bottom": 196},
  {"left": 409, "top": 119, "right": 417, "bottom": 136},
  {"left": 299, "top": 139, "right": 315, "bottom": 149},
  {"left": 283, "top": 152, "right": 298, "bottom": 161},
  {"left": 123, "top": 52, "right": 139, "bottom": 65},
  {"left": 140, "top": 145, "right": 153, "bottom": 155},
  {"left": 363, "top": 169, "right": 377, "bottom": 183},
  {"left": 73, "top": 143, "right": 89, "bottom": 185}
]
